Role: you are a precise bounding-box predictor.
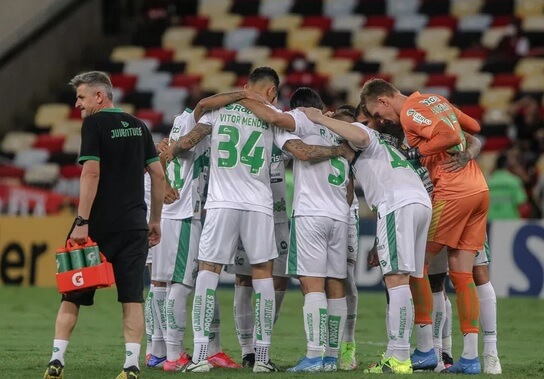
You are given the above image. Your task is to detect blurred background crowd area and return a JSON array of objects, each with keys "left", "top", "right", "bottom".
[{"left": 0, "top": 0, "right": 543, "bottom": 219}]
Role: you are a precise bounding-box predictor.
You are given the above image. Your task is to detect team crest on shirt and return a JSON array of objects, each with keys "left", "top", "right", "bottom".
[{"left": 406, "top": 109, "right": 432, "bottom": 125}]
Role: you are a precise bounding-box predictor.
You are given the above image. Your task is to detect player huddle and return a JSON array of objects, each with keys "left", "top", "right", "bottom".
[{"left": 143, "top": 66, "right": 501, "bottom": 375}]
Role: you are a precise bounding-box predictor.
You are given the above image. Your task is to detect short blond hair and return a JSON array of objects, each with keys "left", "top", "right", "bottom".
[{"left": 360, "top": 78, "right": 399, "bottom": 109}]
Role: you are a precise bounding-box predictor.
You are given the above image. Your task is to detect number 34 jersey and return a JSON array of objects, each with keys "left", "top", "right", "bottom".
[
  {"left": 288, "top": 109, "right": 350, "bottom": 224},
  {"left": 199, "top": 103, "right": 282, "bottom": 216},
  {"left": 350, "top": 122, "right": 431, "bottom": 218}
]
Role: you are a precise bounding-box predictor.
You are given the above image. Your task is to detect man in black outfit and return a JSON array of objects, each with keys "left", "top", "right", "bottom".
[{"left": 44, "top": 71, "right": 165, "bottom": 379}]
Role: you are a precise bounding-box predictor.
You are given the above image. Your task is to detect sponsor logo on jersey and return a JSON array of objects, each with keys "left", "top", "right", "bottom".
[{"left": 406, "top": 109, "right": 432, "bottom": 125}]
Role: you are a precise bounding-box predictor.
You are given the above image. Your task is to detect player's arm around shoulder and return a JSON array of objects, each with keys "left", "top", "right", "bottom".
[
  {"left": 164, "top": 123, "right": 212, "bottom": 161},
  {"left": 240, "top": 99, "right": 296, "bottom": 132},
  {"left": 282, "top": 139, "right": 353, "bottom": 163}
]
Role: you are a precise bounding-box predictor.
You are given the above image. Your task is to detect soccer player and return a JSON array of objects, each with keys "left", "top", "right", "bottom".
[
  {"left": 164, "top": 67, "right": 292, "bottom": 373},
  {"left": 301, "top": 107, "right": 432, "bottom": 374},
  {"left": 360, "top": 79, "right": 489, "bottom": 374},
  {"left": 243, "top": 88, "right": 355, "bottom": 372}
]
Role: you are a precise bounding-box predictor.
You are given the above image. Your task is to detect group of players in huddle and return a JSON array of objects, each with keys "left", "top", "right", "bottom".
[{"left": 143, "top": 66, "right": 502, "bottom": 375}]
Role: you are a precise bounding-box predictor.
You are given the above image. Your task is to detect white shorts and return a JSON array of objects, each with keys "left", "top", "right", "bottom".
[
  {"left": 199, "top": 208, "right": 277, "bottom": 265},
  {"left": 151, "top": 218, "right": 201, "bottom": 286},
  {"left": 428, "top": 234, "right": 490, "bottom": 275},
  {"left": 225, "top": 221, "right": 290, "bottom": 277},
  {"left": 347, "top": 209, "right": 359, "bottom": 262},
  {"left": 287, "top": 216, "right": 348, "bottom": 279},
  {"left": 146, "top": 245, "right": 155, "bottom": 265},
  {"left": 376, "top": 203, "right": 431, "bottom": 278}
]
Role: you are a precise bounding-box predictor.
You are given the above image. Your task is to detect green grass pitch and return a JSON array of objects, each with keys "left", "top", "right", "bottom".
[{"left": 1, "top": 287, "right": 543, "bottom": 378}]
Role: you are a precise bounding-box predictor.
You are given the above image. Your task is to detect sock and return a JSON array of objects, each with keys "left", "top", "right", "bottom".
[
  {"left": 234, "top": 285, "right": 255, "bottom": 356},
  {"left": 144, "top": 285, "right": 154, "bottom": 356},
  {"left": 385, "top": 286, "right": 393, "bottom": 358},
  {"left": 443, "top": 295, "right": 453, "bottom": 357},
  {"left": 303, "top": 292, "right": 328, "bottom": 358},
  {"left": 477, "top": 281, "right": 498, "bottom": 356},
  {"left": 410, "top": 269, "right": 433, "bottom": 352},
  {"left": 343, "top": 261, "right": 358, "bottom": 343},
  {"left": 192, "top": 270, "right": 219, "bottom": 363},
  {"left": 325, "top": 297, "right": 347, "bottom": 358},
  {"left": 253, "top": 278, "right": 275, "bottom": 363},
  {"left": 449, "top": 271, "right": 479, "bottom": 359},
  {"left": 50, "top": 339, "right": 69, "bottom": 365},
  {"left": 124, "top": 343, "right": 140, "bottom": 369},
  {"left": 208, "top": 295, "right": 221, "bottom": 356},
  {"left": 152, "top": 286, "right": 167, "bottom": 358},
  {"left": 388, "top": 285, "right": 414, "bottom": 362},
  {"left": 274, "top": 290, "right": 286, "bottom": 324},
  {"left": 166, "top": 283, "right": 192, "bottom": 361},
  {"left": 432, "top": 292, "right": 446, "bottom": 363}
]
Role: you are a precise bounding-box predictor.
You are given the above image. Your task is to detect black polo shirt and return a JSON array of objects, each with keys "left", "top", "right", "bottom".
[{"left": 78, "top": 108, "right": 159, "bottom": 237}]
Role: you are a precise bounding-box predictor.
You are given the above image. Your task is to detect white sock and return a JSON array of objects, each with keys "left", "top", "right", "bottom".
[
  {"left": 388, "top": 285, "right": 413, "bottom": 362},
  {"left": 416, "top": 324, "right": 433, "bottom": 353},
  {"left": 477, "top": 281, "right": 498, "bottom": 356},
  {"left": 144, "top": 285, "right": 154, "bottom": 356},
  {"left": 303, "top": 292, "right": 327, "bottom": 358},
  {"left": 50, "top": 339, "right": 69, "bottom": 365},
  {"left": 208, "top": 295, "right": 221, "bottom": 356},
  {"left": 166, "top": 283, "right": 192, "bottom": 361},
  {"left": 234, "top": 285, "right": 255, "bottom": 356},
  {"left": 462, "top": 333, "right": 479, "bottom": 360},
  {"left": 253, "top": 278, "right": 275, "bottom": 363},
  {"left": 443, "top": 295, "right": 453, "bottom": 356},
  {"left": 325, "top": 297, "right": 347, "bottom": 358},
  {"left": 432, "top": 292, "right": 446, "bottom": 363},
  {"left": 152, "top": 286, "right": 167, "bottom": 358},
  {"left": 385, "top": 303, "right": 393, "bottom": 358},
  {"left": 274, "top": 290, "right": 286, "bottom": 324},
  {"left": 344, "top": 262, "right": 358, "bottom": 343},
  {"left": 124, "top": 343, "right": 140, "bottom": 369},
  {"left": 192, "top": 270, "right": 219, "bottom": 363}
]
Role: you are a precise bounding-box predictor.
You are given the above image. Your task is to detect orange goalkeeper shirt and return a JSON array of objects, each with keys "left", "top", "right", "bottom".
[{"left": 400, "top": 92, "right": 488, "bottom": 200}]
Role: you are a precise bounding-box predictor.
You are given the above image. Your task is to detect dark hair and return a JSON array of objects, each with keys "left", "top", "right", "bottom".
[
  {"left": 248, "top": 66, "right": 280, "bottom": 90},
  {"left": 332, "top": 109, "right": 356, "bottom": 122},
  {"left": 496, "top": 153, "right": 508, "bottom": 170},
  {"left": 289, "top": 87, "right": 325, "bottom": 110},
  {"left": 337, "top": 104, "right": 357, "bottom": 115},
  {"left": 69, "top": 71, "right": 113, "bottom": 100},
  {"left": 360, "top": 78, "right": 399, "bottom": 108}
]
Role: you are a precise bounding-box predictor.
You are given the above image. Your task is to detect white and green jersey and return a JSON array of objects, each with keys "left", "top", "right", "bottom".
[
  {"left": 270, "top": 143, "right": 288, "bottom": 224},
  {"left": 288, "top": 109, "right": 350, "bottom": 223},
  {"left": 350, "top": 123, "right": 431, "bottom": 218},
  {"left": 350, "top": 193, "right": 359, "bottom": 223},
  {"left": 164, "top": 109, "right": 210, "bottom": 220},
  {"left": 199, "top": 103, "right": 278, "bottom": 215}
]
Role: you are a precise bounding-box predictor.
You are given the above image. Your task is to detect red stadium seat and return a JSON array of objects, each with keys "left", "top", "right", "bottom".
[
  {"left": 302, "top": 16, "right": 332, "bottom": 30},
  {"left": 397, "top": 48, "right": 426, "bottom": 64},
  {"left": 208, "top": 48, "right": 237, "bottom": 62},
  {"left": 110, "top": 74, "right": 138, "bottom": 93},
  {"left": 459, "top": 105, "right": 485, "bottom": 121},
  {"left": 0, "top": 164, "right": 25, "bottom": 180},
  {"left": 365, "top": 16, "right": 394, "bottom": 30},
  {"left": 492, "top": 74, "right": 522, "bottom": 90},
  {"left": 428, "top": 15, "right": 457, "bottom": 30},
  {"left": 33, "top": 135, "right": 66, "bottom": 153},
  {"left": 135, "top": 109, "right": 164, "bottom": 128},
  {"left": 60, "top": 164, "right": 83, "bottom": 179},
  {"left": 241, "top": 16, "right": 269, "bottom": 30},
  {"left": 69, "top": 108, "right": 82, "bottom": 120},
  {"left": 483, "top": 136, "right": 511, "bottom": 151},
  {"left": 460, "top": 47, "right": 489, "bottom": 59},
  {"left": 183, "top": 16, "right": 209, "bottom": 30},
  {"left": 426, "top": 74, "right": 457, "bottom": 90},
  {"left": 361, "top": 74, "right": 392, "bottom": 85},
  {"left": 491, "top": 15, "right": 514, "bottom": 27},
  {"left": 171, "top": 74, "right": 202, "bottom": 88},
  {"left": 145, "top": 48, "right": 174, "bottom": 62},
  {"left": 285, "top": 72, "right": 329, "bottom": 88},
  {"left": 333, "top": 48, "right": 363, "bottom": 61},
  {"left": 271, "top": 48, "right": 305, "bottom": 61}
]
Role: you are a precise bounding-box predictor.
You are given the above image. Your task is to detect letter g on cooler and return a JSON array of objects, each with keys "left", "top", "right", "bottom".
[{"left": 71, "top": 271, "right": 85, "bottom": 287}]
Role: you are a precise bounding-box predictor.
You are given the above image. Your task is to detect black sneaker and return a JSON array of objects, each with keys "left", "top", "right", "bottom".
[
  {"left": 116, "top": 365, "right": 140, "bottom": 379},
  {"left": 442, "top": 352, "right": 454, "bottom": 368},
  {"left": 44, "top": 359, "right": 64, "bottom": 379},
  {"left": 242, "top": 353, "right": 255, "bottom": 368}
]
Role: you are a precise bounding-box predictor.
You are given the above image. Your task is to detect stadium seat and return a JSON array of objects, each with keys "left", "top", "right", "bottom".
[
  {"left": 331, "top": 15, "right": 365, "bottom": 30},
  {"left": 365, "top": 16, "right": 394, "bottom": 30},
  {"left": 193, "top": 30, "right": 225, "bottom": 47},
  {"left": 236, "top": 46, "right": 271, "bottom": 62},
  {"left": 385, "top": 31, "right": 417, "bottom": 49},
  {"left": 482, "top": 0, "right": 514, "bottom": 15},
  {"left": 363, "top": 46, "right": 398, "bottom": 64},
  {"left": 231, "top": 0, "right": 260, "bottom": 15},
  {"left": 152, "top": 88, "right": 190, "bottom": 123},
  {"left": 386, "top": 0, "right": 420, "bottom": 16},
  {"left": 209, "top": 14, "right": 243, "bottom": 31},
  {"left": 269, "top": 14, "right": 303, "bottom": 31},
  {"left": 33, "top": 135, "right": 65, "bottom": 154},
  {"left": 145, "top": 48, "right": 174, "bottom": 62},
  {"left": 416, "top": 28, "right": 452, "bottom": 50},
  {"left": 201, "top": 72, "right": 237, "bottom": 93},
  {"left": 171, "top": 73, "right": 202, "bottom": 88},
  {"left": 321, "top": 31, "right": 353, "bottom": 48},
  {"left": 110, "top": 74, "right": 138, "bottom": 93},
  {"left": 459, "top": 46, "right": 488, "bottom": 59},
  {"left": 354, "top": 0, "right": 387, "bottom": 15},
  {"left": 492, "top": 74, "right": 522, "bottom": 90},
  {"left": 458, "top": 14, "right": 493, "bottom": 31},
  {"left": 208, "top": 48, "right": 237, "bottom": 62},
  {"left": 182, "top": 15, "right": 210, "bottom": 30},
  {"left": 450, "top": 0, "right": 484, "bottom": 17},
  {"left": 481, "top": 59, "right": 516, "bottom": 74},
  {"left": 284, "top": 72, "right": 328, "bottom": 88},
  {"left": 333, "top": 48, "right": 362, "bottom": 61},
  {"left": 329, "top": 72, "right": 363, "bottom": 91},
  {"left": 481, "top": 27, "right": 509, "bottom": 49},
  {"left": 447, "top": 58, "right": 484, "bottom": 76},
  {"left": 124, "top": 58, "right": 160, "bottom": 76},
  {"left": 515, "top": 58, "right": 544, "bottom": 77},
  {"left": 520, "top": 75, "right": 544, "bottom": 92},
  {"left": 316, "top": 58, "right": 353, "bottom": 76},
  {"left": 323, "top": 0, "right": 356, "bottom": 17},
  {"left": 256, "top": 31, "right": 288, "bottom": 48},
  {"left": 382, "top": 59, "right": 416, "bottom": 76},
  {"left": 135, "top": 109, "right": 164, "bottom": 128},
  {"left": 34, "top": 103, "right": 71, "bottom": 129},
  {"left": 424, "top": 86, "right": 451, "bottom": 98},
  {"left": 515, "top": 0, "right": 544, "bottom": 18},
  {"left": 24, "top": 163, "right": 60, "bottom": 188},
  {"left": 425, "top": 47, "right": 460, "bottom": 63},
  {"left": 1, "top": 131, "right": 36, "bottom": 154},
  {"left": 251, "top": 57, "right": 288, "bottom": 75},
  {"left": 352, "top": 60, "right": 381, "bottom": 74},
  {"left": 477, "top": 150, "right": 500, "bottom": 176},
  {"left": 14, "top": 149, "right": 50, "bottom": 169},
  {"left": 161, "top": 27, "right": 197, "bottom": 49},
  {"left": 456, "top": 72, "right": 493, "bottom": 91},
  {"left": 157, "top": 61, "right": 186, "bottom": 74},
  {"left": 302, "top": 16, "right": 332, "bottom": 30},
  {"left": 426, "top": 74, "right": 457, "bottom": 90},
  {"left": 393, "top": 73, "right": 428, "bottom": 92},
  {"left": 419, "top": 0, "right": 451, "bottom": 15},
  {"left": 60, "top": 164, "right": 83, "bottom": 179},
  {"left": 398, "top": 48, "right": 426, "bottom": 63},
  {"left": 173, "top": 46, "right": 208, "bottom": 64},
  {"left": 118, "top": 103, "right": 136, "bottom": 115},
  {"left": 451, "top": 31, "right": 483, "bottom": 49},
  {"left": 287, "top": 27, "right": 322, "bottom": 52},
  {"left": 480, "top": 87, "right": 516, "bottom": 109},
  {"left": 62, "top": 134, "right": 81, "bottom": 155},
  {"left": 259, "top": 0, "right": 294, "bottom": 17},
  {"left": 110, "top": 46, "right": 146, "bottom": 62},
  {"left": 459, "top": 105, "right": 485, "bottom": 120},
  {"left": 241, "top": 15, "right": 270, "bottom": 30},
  {"left": 393, "top": 14, "right": 428, "bottom": 32},
  {"left": 199, "top": 0, "right": 232, "bottom": 16},
  {"left": 450, "top": 90, "right": 482, "bottom": 105},
  {"left": 223, "top": 61, "right": 253, "bottom": 76},
  {"left": 291, "top": 0, "right": 324, "bottom": 15},
  {"left": 0, "top": 164, "right": 25, "bottom": 180},
  {"left": 415, "top": 61, "right": 447, "bottom": 73},
  {"left": 522, "top": 15, "right": 544, "bottom": 31},
  {"left": 306, "top": 47, "right": 333, "bottom": 62},
  {"left": 271, "top": 48, "right": 304, "bottom": 61},
  {"left": 224, "top": 28, "right": 260, "bottom": 50},
  {"left": 135, "top": 72, "right": 172, "bottom": 92},
  {"left": 121, "top": 90, "right": 153, "bottom": 109},
  {"left": 186, "top": 58, "right": 224, "bottom": 75},
  {"left": 483, "top": 108, "right": 511, "bottom": 124},
  {"left": 428, "top": 15, "right": 457, "bottom": 29}
]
